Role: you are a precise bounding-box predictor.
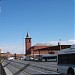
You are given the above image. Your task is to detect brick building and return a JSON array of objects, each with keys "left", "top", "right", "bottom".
[{"left": 25, "top": 32, "right": 71, "bottom": 57}]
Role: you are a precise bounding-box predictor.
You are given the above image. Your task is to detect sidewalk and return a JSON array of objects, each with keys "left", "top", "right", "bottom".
[
  {"left": 0, "top": 63, "right": 6, "bottom": 75},
  {"left": 3, "top": 66, "right": 13, "bottom": 75},
  {"left": 2, "top": 63, "right": 13, "bottom": 75}
]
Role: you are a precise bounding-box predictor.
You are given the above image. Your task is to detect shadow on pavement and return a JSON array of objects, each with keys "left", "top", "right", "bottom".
[{"left": 0, "top": 63, "right": 6, "bottom": 75}]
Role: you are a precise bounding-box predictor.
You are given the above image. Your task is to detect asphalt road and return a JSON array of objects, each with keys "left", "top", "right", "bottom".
[{"left": 2, "top": 60, "right": 61, "bottom": 75}]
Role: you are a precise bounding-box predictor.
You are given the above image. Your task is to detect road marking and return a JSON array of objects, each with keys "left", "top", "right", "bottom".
[
  {"left": 27, "top": 67, "right": 47, "bottom": 74},
  {"left": 31, "top": 63, "right": 57, "bottom": 72}
]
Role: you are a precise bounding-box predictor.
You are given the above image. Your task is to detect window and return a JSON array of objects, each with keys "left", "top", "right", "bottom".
[
  {"left": 58, "top": 53, "right": 75, "bottom": 64},
  {"left": 29, "top": 40, "right": 30, "bottom": 42}
]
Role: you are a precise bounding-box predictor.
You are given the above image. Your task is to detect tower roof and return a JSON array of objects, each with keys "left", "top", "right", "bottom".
[
  {"left": 26, "top": 32, "right": 29, "bottom": 37},
  {"left": 26, "top": 32, "right": 31, "bottom": 38}
]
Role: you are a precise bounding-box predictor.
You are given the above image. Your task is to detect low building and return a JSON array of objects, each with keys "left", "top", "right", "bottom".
[{"left": 25, "top": 32, "right": 71, "bottom": 58}]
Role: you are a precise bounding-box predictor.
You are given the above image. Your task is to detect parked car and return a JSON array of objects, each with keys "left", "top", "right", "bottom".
[{"left": 7, "top": 57, "right": 14, "bottom": 60}]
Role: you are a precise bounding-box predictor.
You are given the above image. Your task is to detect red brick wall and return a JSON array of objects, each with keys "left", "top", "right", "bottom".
[
  {"left": 25, "top": 38, "right": 31, "bottom": 55},
  {"left": 31, "top": 45, "right": 71, "bottom": 56},
  {"left": 30, "top": 46, "right": 50, "bottom": 55},
  {"left": 30, "top": 46, "right": 50, "bottom": 50}
]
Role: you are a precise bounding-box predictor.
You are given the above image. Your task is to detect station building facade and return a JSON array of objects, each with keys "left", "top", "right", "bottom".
[{"left": 25, "top": 33, "right": 71, "bottom": 57}]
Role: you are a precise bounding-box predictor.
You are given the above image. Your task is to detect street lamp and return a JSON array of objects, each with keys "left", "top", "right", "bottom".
[{"left": 59, "top": 39, "right": 61, "bottom": 50}]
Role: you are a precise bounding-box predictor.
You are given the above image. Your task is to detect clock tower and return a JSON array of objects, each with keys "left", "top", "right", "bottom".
[{"left": 25, "top": 32, "right": 32, "bottom": 55}]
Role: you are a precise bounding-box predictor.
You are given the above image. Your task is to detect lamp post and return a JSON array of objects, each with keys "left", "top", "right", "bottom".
[
  {"left": 39, "top": 50, "right": 40, "bottom": 61},
  {"left": 33, "top": 50, "right": 34, "bottom": 60},
  {"left": 59, "top": 39, "right": 61, "bottom": 50}
]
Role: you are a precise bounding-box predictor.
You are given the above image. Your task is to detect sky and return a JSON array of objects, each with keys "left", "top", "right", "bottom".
[{"left": 0, "top": 0, "right": 75, "bottom": 54}]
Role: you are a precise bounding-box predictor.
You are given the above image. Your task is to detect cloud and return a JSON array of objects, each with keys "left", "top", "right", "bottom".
[
  {"left": 32, "top": 39, "right": 75, "bottom": 46},
  {"left": 50, "top": 39, "right": 75, "bottom": 45},
  {"left": 66, "top": 39, "right": 75, "bottom": 44},
  {"left": 1, "top": 44, "right": 25, "bottom": 54}
]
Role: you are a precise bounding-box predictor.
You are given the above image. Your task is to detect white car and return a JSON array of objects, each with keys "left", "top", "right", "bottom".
[{"left": 7, "top": 57, "right": 14, "bottom": 60}]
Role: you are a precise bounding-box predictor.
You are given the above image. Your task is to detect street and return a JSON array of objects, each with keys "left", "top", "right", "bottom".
[{"left": 2, "top": 60, "right": 61, "bottom": 75}]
